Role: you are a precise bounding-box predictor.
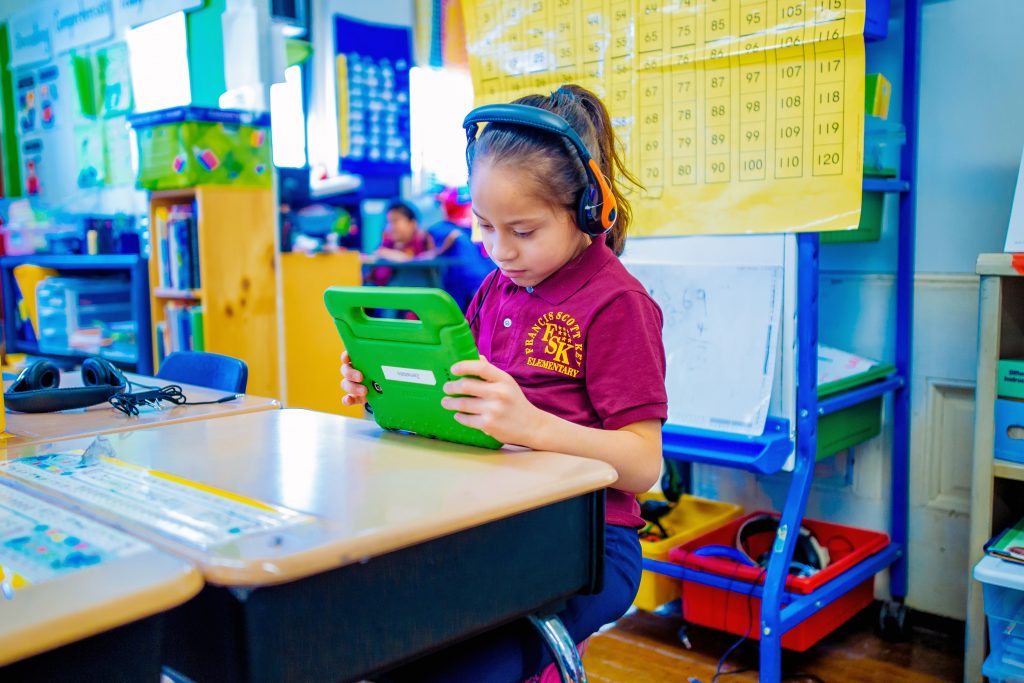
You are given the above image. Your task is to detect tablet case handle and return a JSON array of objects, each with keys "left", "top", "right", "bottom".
[{"left": 324, "top": 287, "right": 467, "bottom": 344}]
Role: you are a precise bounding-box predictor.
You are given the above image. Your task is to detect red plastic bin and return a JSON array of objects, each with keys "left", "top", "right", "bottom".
[{"left": 667, "top": 511, "right": 890, "bottom": 652}]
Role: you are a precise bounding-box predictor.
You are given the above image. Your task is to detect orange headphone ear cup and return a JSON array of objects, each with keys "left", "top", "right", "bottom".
[{"left": 577, "top": 185, "right": 602, "bottom": 236}]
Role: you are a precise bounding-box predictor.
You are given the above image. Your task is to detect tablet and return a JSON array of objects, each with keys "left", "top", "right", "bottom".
[{"left": 324, "top": 286, "right": 502, "bottom": 449}]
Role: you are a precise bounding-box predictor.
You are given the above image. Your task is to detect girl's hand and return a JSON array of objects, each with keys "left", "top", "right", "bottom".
[
  {"left": 339, "top": 351, "right": 368, "bottom": 407},
  {"left": 441, "top": 356, "right": 543, "bottom": 447}
]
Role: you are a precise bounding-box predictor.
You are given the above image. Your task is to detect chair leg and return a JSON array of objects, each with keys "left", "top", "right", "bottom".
[{"left": 528, "top": 614, "right": 587, "bottom": 683}]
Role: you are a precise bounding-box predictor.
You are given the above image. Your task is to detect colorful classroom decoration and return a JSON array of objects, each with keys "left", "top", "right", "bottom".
[
  {"left": 0, "top": 484, "right": 147, "bottom": 590},
  {"left": 128, "top": 106, "right": 271, "bottom": 190},
  {"left": 334, "top": 13, "right": 413, "bottom": 175},
  {"left": 463, "top": 0, "right": 867, "bottom": 237}
]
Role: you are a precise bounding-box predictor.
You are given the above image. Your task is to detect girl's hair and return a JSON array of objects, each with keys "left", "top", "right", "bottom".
[
  {"left": 466, "top": 84, "right": 640, "bottom": 255},
  {"left": 385, "top": 198, "right": 418, "bottom": 222}
]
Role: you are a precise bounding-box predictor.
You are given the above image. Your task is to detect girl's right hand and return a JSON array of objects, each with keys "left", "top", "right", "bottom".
[{"left": 339, "top": 351, "right": 368, "bottom": 406}]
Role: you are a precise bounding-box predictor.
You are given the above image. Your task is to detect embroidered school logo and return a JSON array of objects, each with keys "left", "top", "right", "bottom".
[{"left": 524, "top": 311, "right": 583, "bottom": 378}]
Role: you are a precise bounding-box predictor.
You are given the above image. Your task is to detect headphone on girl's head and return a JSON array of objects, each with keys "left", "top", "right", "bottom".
[
  {"left": 693, "top": 514, "right": 830, "bottom": 578},
  {"left": 5, "top": 357, "right": 127, "bottom": 413},
  {"left": 462, "top": 102, "right": 618, "bottom": 237}
]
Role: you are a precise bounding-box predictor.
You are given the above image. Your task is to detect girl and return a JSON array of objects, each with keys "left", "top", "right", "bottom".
[
  {"left": 368, "top": 199, "right": 436, "bottom": 287},
  {"left": 341, "top": 84, "right": 668, "bottom": 682}
]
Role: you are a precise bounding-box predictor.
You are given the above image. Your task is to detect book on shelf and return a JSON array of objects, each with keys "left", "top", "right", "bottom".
[
  {"left": 157, "top": 302, "right": 204, "bottom": 362},
  {"left": 987, "top": 516, "right": 1024, "bottom": 566},
  {"left": 157, "top": 202, "right": 200, "bottom": 291}
]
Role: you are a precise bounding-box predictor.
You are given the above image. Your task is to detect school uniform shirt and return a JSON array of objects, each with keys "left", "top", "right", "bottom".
[{"left": 467, "top": 236, "right": 668, "bottom": 528}]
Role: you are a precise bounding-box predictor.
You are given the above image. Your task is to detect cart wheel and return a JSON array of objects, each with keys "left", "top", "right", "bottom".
[
  {"left": 678, "top": 623, "right": 692, "bottom": 649},
  {"left": 877, "top": 600, "right": 912, "bottom": 642}
]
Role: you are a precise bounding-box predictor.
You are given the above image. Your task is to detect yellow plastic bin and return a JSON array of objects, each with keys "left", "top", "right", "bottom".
[{"left": 634, "top": 493, "right": 744, "bottom": 612}]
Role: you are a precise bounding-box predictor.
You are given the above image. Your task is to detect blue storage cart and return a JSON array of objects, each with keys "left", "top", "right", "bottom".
[{"left": 642, "top": 1, "right": 921, "bottom": 680}]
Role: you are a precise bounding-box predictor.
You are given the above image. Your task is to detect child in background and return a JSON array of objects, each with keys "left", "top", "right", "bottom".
[
  {"left": 426, "top": 186, "right": 494, "bottom": 311},
  {"left": 342, "top": 84, "right": 667, "bottom": 682},
  {"left": 367, "top": 199, "right": 436, "bottom": 287}
]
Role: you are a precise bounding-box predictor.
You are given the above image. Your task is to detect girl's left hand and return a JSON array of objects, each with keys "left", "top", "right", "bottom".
[{"left": 442, "top": 356, "right": 542, "bottom": 447}]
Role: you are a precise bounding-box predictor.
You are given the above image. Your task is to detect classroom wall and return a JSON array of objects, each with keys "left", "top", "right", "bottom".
[{"left": 638, "top": 0, "right": 1024, "bottom": 620}]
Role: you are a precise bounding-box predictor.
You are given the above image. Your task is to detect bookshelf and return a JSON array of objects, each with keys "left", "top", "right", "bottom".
[
  {"left": 148, "top": 186, "right": 280, "bottom": 398},
  {"left": 966, "top": 253, "right": 1024, "bottom": 680}
]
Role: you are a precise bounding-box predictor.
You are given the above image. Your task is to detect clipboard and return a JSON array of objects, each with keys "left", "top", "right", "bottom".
[{"left": 324, "top": 286, "right": 502, "bottom": 449}]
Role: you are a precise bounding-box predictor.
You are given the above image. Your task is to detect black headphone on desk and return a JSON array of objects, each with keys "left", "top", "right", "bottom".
[{"left": 5, "top": 357, "right": 128, "bottom": 413}]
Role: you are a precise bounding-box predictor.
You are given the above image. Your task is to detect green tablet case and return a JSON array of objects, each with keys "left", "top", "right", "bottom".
[{"left": 324, "top": 286, "right": 502, "bottom": 450}]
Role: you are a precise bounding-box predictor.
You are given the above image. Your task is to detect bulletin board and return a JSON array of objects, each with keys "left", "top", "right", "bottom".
[
  {"left": 334, "top": 14, "right": 413, "bottom": 175},
  {"left": 462, "top": 0, "right": 866, "bottom": 237}
]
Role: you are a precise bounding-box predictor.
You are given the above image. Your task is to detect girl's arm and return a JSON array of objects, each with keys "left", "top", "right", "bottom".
[
  {"left": 443, "top": 358, "right": 662, "bottom": 493},
  {"left": 376, "top": 247, "right": 413, "bottom": 261}
]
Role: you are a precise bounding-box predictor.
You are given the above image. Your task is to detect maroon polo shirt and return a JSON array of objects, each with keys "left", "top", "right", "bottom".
[{"left": 467, "top": 236, "right": 668, "bottom": 527}]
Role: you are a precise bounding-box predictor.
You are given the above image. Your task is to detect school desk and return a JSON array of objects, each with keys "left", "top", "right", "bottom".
[
  {"left": 1, "top": 409, "right": 617, "bottom": 683},
  {"left": 0, "top": 483, "right": 201, "bottom": 681},
  {"left": 360, "top": 253, "right": 463, "bottom": 288},
  {"left": 1, "top": 371, "right": 280, "bottom": 449}
]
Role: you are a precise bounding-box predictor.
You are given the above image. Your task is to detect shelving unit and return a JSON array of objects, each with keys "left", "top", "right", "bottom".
[
  {"left": 642, "top": 2, "right": 923, "bottom": 680},
  {"left": 965, "top": 253, "right": 1024, "bottom": 682},
  {"left": 0, "top": 253, "right": 152, "bottom": 374},
  {"left": 148, "top": 185, "right": 280, "bottom": 398}
]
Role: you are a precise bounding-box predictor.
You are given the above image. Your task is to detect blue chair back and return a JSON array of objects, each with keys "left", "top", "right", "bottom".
[{"left": 156, "top": 351, "right": 248, "bottom": 394}]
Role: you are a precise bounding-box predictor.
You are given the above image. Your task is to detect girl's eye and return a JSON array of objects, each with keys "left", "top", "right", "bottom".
[
  {"left": 479, "top": 223, "right": 494, "bottom": 231},
  {"left": 513, "top": 230, "right": 532, "bottom": 238}
]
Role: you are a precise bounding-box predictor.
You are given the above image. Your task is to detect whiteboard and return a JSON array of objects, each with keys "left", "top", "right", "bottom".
[{"left": 623, "top": 234, "right": 797, "bottom": 438}]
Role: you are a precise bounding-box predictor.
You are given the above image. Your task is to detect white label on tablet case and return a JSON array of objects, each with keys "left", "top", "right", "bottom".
[{"left": 382, "top": 366, "right": 437, "bottom": 385}]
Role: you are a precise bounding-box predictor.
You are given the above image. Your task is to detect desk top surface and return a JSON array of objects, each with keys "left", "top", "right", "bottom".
[
  {"left": 0, "top": 484, "right": 201, "bottom": 664},
  {"left": 2, "top": 371, "right": 280, "bottom": 449},
  {"left": 1, "top": 409, "right": 617, "bottom": 587}
]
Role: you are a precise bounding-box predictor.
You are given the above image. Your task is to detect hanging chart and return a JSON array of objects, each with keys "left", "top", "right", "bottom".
[{"left": 463, "top": 0, "right": 866, "bottom": 236}]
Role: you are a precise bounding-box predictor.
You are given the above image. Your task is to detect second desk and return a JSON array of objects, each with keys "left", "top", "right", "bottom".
[
  {"left": 0, "top": 409, "right": 617, "bottom": 682},
  {"left": 2, "top": 370, "right": 280, "bottom": 449}
]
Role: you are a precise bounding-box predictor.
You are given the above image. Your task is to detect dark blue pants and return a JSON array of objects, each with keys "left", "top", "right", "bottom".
[{"left": 383, "top": 523, "right": 642, "bottom": 683}]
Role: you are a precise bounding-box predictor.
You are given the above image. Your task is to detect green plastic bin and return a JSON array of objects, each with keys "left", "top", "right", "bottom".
[
  {"left": 816, "top": 363, "right": 896, "bottom": 459},
  {"left": 127, "top": 106, "right": 271, "bottom": 191},
  {"left": 821, "top": 190, "right": 884, "bottom": 244}
]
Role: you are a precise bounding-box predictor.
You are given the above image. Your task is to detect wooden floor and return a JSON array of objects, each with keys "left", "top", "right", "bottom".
[{"left": 582, "top": 605, "right": 965, "bottom": 683}]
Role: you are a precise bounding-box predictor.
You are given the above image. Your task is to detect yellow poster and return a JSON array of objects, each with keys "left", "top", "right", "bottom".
[{"left": 462, "top": 0, "right": 865, "bottom": 236}]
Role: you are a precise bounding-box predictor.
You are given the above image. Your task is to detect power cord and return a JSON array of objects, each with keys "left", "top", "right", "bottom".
[
  {"left": 710, "top": 567, "right": 767, "bottom": 683},
  {"left": 108, "top": 384, "right": 240, "bottom": 416}
]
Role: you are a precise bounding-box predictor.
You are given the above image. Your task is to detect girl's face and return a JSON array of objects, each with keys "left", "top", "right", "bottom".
[
  {"left": 470, "top": 159, "right": 591, "bottom": 288},
  {"left": 386, "top": 209, "right": 418, "bottom": 243}
]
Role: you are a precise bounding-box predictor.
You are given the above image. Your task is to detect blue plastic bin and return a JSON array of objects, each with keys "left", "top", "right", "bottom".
[
  {"left": 995, "top": 399, "right": 1024, "bottom": 464},
  {"left": 974, "top": 556, "right": 1024, "bottom": 682},
  {"left": 866, "top": 0, "right": 891, "bottom": 41}
]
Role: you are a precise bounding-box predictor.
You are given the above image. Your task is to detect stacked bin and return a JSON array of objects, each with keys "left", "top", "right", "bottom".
[
  {"left": 975, "top": 556, "right": 1024, "bottom": 683},
  {"left": 634, "top": 493, "right": 743, "bottom": 612},
  {"left": 36, "top": 278, "right": 133, "bottom": 358}
]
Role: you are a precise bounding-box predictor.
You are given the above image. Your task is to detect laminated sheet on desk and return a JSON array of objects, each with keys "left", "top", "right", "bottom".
[
  {"left": 0, "top": 453, "right": 316, "bottom": 552},
  {"left": 463, "top": 0, "right": 865, "bottom": 236},
  {"left": 0, "top": 485, "right": 147, "bottom": 589}
]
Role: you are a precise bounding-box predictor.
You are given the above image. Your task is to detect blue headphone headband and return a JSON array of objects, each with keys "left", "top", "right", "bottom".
[
  {"left": 463, "top": 104, "right": 594, "bottom": 168},
  {"left": 462, "top": 103, "right": 618, "bottom": 236}
]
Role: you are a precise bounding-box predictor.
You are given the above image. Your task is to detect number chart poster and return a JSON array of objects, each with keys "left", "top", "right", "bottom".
[{"left": 463, "top": 0, "right": 865, "bottom": 236}]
